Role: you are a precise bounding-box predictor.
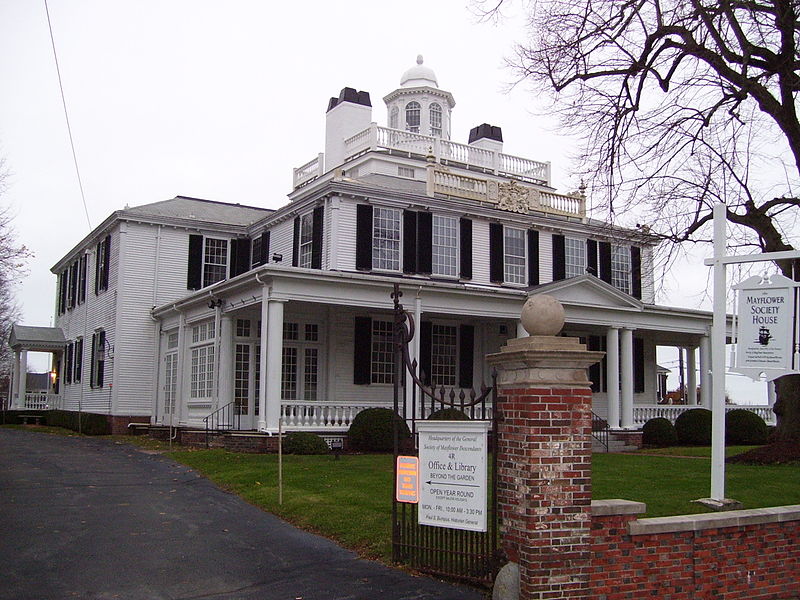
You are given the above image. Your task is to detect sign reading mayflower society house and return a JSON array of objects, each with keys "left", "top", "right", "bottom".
[
  {"left": 416, "top": 420, "right": 490, "bottom": 532},
  {"left": 733, "top": 273, "right": 799, "bottom": 381}
]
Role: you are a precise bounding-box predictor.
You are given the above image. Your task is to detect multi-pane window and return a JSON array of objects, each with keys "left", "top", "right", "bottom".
[
  {"left": 235, "top": 344, "right": 250, "bottom": 415},
  {"left": 429, "top": 103, "right": 442, "bottom": 137},
  {"left": 565, "top": 237, "right": 587, "bottom": 278},
  {"left": 398, "top": 166, "right": 415, "bottom": 178},
  {"left": 90, "top": 330, "right": 106, "bottom": 388},
  {"left": 612, "top": 246, "right": 631, "bottom": 294},
  {"left": 281, "top": 320, "right": 322, "bottom": 401},
  {"left": 96, "top": 236, "right": 110, "bottom": 293},
  {"left": 190, "top": 321, "right": 215, "bottom": 399},
  {"left": 431, "top": 324, "right": 457, "bottom": 386},
  {"left": 251, "top": 236, "right": 262, "bottom": 269},
  {"left": 372, "top": 207, "right": 401, "bottom": 271},
  {"left": 370, "top": 320, "right": 394, "bottom": 384},
  {"left": 236, "top": 319, "right": 251, "bottom": 338},
  {"left": 389, "top": 106, "right": 399, "bottom": 129},
  {"left": 298, "top": 212, "right": 314, "bottom": 268},
  {"left": 405, "top": 101, "right": 420, "bottom": 133},
  {"left": 203, "top": 238, "right": 228, "bottom": 287},
  {"left": 164, "top": 353, "right": 177, "bottom": 415},
  {"left": 254, "top": 345, "right": 261, "bottom": 416},
  {"left": 504, "top": 227, "right": 526, "bottom": 284},
  {"left": 74, "top": 338, "right": 83, "bottom": 383},
  {"left": 432, "top": 215, "right": 458, "bottom": 277}
]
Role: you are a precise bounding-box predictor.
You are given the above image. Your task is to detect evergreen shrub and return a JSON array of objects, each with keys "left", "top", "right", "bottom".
[
  {"left": 282, "top": 432, "right": 330, "bottom": 455},
  {"left": 642, "top": 417, "right": 678, "bottom": 447},
  {"left": 725, "top": 409, "right": 768, "bottom": 445},
  {"left": 674, "top": 408, "right": 712, "bottom": 445},
  {"left": 427, "top": 408, "right": 470, "bottom": 420},
  {"left": 348, "top": 408, "right": 410, "bottom": 452}
]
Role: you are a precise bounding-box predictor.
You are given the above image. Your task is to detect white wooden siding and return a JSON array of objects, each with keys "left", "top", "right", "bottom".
[{"left": 270, "top": 219, "right": 294, "bottom": 268}]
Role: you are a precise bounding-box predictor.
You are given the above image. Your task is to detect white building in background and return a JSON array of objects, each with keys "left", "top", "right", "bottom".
[{"left": 9, "top": 57, "right": 774, "bottom": 435}]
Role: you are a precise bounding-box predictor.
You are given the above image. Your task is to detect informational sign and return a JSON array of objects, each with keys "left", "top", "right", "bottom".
[
  {"left": 733, "top": 273, "right": 799, "bottom": 381},
  {"left": 396, "top": 456, "right": 419, "bottom": 503},
  {"left": 416, "top": 420, "right": 490, "bottom": 532}
]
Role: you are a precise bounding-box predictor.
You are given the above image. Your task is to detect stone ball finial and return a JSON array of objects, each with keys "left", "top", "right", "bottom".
[
  {"left": 521, "top": 294, "right": 565, "bottom": 336},
  {"left": 417, "top": 54, "right": 424, "bottom": 65}
]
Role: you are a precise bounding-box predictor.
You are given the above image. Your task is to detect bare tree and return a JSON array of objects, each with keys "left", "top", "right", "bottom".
[
  {"left": 0, "top": 160, "right": 32, "bottom": 385},
  {"left": 481, "top": 0, "right": 800, "bottom": 441}
]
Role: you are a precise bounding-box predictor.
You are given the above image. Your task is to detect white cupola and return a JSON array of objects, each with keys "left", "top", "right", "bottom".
[{"left": 383, "top": 55, "right": 456, "bottom": 140}]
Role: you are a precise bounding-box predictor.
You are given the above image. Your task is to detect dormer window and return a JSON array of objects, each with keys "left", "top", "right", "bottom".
[
  {"left": 405, "top": 102, "right": 420, "bottom": 133},
  {"left": 430, "top": 103, "right": 442, "bottom": 137},
  {"left": 390, "top": 106, "right": 399, "bottom": 129}
]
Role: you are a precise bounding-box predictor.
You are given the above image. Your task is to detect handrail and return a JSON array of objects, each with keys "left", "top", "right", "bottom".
[
  {"left": 203, "top": 401, "right": 240, "bottom": 448},
  {"left": 591, "top": 411, "right": 610, "bottom": 452}
]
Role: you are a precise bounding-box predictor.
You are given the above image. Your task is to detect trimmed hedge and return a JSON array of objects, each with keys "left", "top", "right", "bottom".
[
  {"left": 348, "top": 408, "right": 411, "bottom": 452},
  {"left": 674, "top": 408, "right": 712, "bottom": 446},
  {"left": 0, "top": 409, "right": 110, "bottom": 434},
  {"left": 427, "top": 408, "right": 470, "bottom": 421},
  {"left": 725, "top": 409, "right": 769, "bottom": 445},
  {"left": 282, "top": 432, "right": 330, "bottom": 455},
  {"left": 642, "top": 417, "right": 678, "bottom": 447}
]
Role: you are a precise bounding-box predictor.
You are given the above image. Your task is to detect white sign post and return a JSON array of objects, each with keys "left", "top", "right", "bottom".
[
  {"left": 417, "top": 420, "right": 490, "bottom": 532},
  {"left": 705, "top": 203, "right": 800, "bottom": 502}
]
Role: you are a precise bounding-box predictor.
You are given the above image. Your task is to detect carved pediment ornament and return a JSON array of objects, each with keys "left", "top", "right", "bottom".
[{"left": 497, "top": 180, "right": 531, "bottom": 214}]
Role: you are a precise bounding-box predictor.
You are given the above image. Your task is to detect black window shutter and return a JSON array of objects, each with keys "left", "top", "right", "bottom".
[
  {"left": 292, "top": 216, "right": 300, "bottom": 267},
  {"left": 459, "top": 218, "right": 472, "bottom": 280},
  {"left": 65, "top": 343, "right": 73, "bottom": 384},
  {"left": 90, "top": 333, "right": 96, "bottom": 388},
  {"left": 458, "top": 324, "right": 474, "bottom": 388},
  {"left": 79, "top": 254, "right": 87, "bottom": 303},
  {"left": 260, "top": 230, "right": 270, "bottom": 266},
  {"left": 420, "top": 321, "right": 432, "bottom": 386},
  {"left": 403, "top": 210, "right": 418, "bottom": 273},
  {"left": 356, "top": 205, "right": 373, "bottom": 271},
  {"left": 528, "top": 230, "right": 539, "bottom": 286},
  {"left": 94, "top": 241, "right": 101, "bottom": 295},
  {"left": 587, "top": 240, "right": 598, "bottom": 276},
  {"left": 58, "top": 273, "right": 66, "bottom": 315},
  {"left": 417, "top": 211, "right": 432, "bottom": 275},
  {"left": 187, "top": 235, "right": 203, "bottom": 290},
  {"left": 311, "top": 206, "right": 324, "bottom": 269},
  {"left": 587, "top": 336, "right": 601, "bottom": 393},
  {"left": 489, "top": 223, "right": 504, "bottom": 284},
  {"left": 634, "top": 337, "right": 645, "bottom": 393},
  {"left": 102, "top": 235, "right": 111, "bottom": 291},
  {"left": 599, "top": 242, "right": 612, "bottom": 284},
  {"left": 230, "top": 238, "right": 251, "bottom": 277},
  {"left": 631, "top": 246, "right": 642, "bottom": 299},
  {"left": 69, "top": 261, "right": 78, "bottom": 309},
  {"left": 353, "top": 317, "right": 372, "bottom": 385},
  {"left": 552, "top": 234, "right": 566, "bottom": 281}
]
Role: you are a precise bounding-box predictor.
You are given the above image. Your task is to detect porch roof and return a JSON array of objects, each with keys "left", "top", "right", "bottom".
[{"left": 9, "top": 324, "right": 66, "bottom": 352}]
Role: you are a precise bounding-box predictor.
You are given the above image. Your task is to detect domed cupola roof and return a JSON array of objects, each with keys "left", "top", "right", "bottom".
[{"left": 400, "top": 55, "right": 438, "bottom": 88}]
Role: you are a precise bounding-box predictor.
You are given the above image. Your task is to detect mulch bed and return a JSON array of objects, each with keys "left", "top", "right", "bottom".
[{"left": 727, "top": 441, "right": 800, "bottom": 465}]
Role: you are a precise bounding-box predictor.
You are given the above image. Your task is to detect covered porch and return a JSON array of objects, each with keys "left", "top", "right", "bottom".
[{"left": 7, "top": 324, "right": 65, "bottom": 411}]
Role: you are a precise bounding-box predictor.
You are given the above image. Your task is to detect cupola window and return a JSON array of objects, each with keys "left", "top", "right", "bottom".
[
  {"left": 430, "top": 103, "right": 442, "bottom": 137},
  {"left": 405, "top": 101, "right": 420, "bottom": 133},
  {"left": 390, "top": 106, "right": 399, "bottom": 129}
]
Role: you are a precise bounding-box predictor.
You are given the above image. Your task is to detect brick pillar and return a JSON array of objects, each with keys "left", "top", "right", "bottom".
[{"left": 487, "top": 333, "right": 602, "bottom": 600}]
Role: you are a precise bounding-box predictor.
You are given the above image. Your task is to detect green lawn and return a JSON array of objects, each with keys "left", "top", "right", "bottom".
[{"left": 166, "top": 445, "right": 800, "bottom": 562}]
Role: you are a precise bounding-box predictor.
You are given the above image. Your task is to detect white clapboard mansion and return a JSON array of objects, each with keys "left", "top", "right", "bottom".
[{"left": 10, "top": 57, "right": 769, "bottom": 436}]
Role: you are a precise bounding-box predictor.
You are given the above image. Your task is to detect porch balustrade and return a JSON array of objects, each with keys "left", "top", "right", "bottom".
[
  {"left": 633, "top": 404, "right": 775, "bottom": 427},
  {"left": 23, "top": 392, "right": 62, "bottom": 410},
  {"left": 280, "top": 400, "right": 388, "bottom": 431}
]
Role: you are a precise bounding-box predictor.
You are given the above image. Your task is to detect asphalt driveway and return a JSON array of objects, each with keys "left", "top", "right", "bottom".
[{"left": 0, "top": 428, "right": 483, "bottom": 600}]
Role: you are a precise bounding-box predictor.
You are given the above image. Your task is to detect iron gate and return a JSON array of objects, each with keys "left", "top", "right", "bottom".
[{"left": 390, "top": 284, "right": 503, "bottom": 586}]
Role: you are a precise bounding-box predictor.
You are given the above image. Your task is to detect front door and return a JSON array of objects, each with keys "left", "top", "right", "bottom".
[{"left": 234, "top": 343, "right": 257, "bottom": 430}]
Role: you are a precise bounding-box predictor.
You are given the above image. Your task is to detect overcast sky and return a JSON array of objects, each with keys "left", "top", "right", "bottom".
[{"left": 0, "top": 0, "right": 773, "bottom": 401}]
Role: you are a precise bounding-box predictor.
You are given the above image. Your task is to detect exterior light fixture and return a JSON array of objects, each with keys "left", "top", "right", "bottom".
[{"left": 272, "top": 253, "right": 283, "bottom": 263}]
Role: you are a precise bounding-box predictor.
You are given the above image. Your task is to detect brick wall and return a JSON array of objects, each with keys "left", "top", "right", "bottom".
[
  {"left": 108, "top": 415, "right": 150, "bottom": 435},
  {"left": 590, "top": 501, "right": 800, "bottom": 600}
]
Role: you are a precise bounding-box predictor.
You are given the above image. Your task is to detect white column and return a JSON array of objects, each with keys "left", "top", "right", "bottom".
[
  {"left": 699, "top": 335, "right": 711, "bottom": 409},
  {"left": 606, "top": 327, "right": 620, "bottom": 429},
  {"left": 257, "top": 287, "right": 269, "bottom": 431},
  {"left": 11, "top": 350, "right": 20, "bottom": 409},
  {"left": 686, "top": 346, "right": 698, "bottom": 405},
  {"left": 265, "top": 298, "right": 286, "bottom": 433},
  {"left": 516, "top": 320, "right": 527, "bottom": 338},
  {"left": 620, "top": 328, "right": 634, "bottom": 429},
  {"left": 218, "top": 314, "right": 234, "bottom": 413},
  {"left": 17, "top": 350, "right": 28, "bottom": 409}
]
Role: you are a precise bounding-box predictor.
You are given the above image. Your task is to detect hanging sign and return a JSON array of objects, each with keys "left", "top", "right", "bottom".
[
  {"left": 416, "top": 420, "right": 490, "bottom": 532},
  {"left": 732, "top": 273, "right": 799, "bottom": 381}
]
